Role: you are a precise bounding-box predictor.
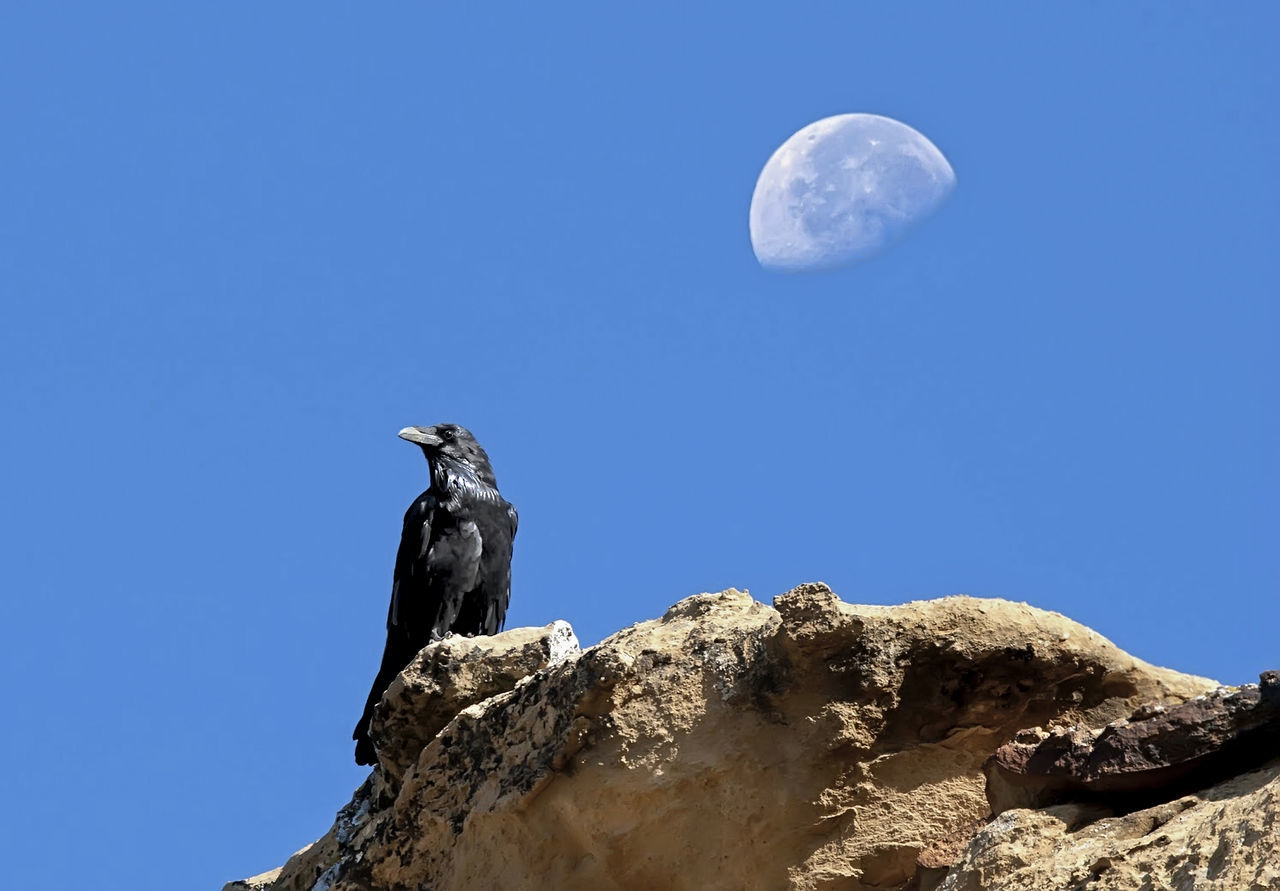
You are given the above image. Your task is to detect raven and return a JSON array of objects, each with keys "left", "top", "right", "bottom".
[{"left": 352, "top": 423, "right": 517, "bottom": 766}]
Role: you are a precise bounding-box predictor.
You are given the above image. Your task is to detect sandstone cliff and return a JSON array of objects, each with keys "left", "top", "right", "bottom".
[{"left": 227, "top": 585, "right": 1278, "bottom": 890}]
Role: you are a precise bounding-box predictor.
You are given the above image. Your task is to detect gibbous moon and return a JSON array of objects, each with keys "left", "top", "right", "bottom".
[{"left": 749, "top": 114, "right": 956, "bottom": 271}]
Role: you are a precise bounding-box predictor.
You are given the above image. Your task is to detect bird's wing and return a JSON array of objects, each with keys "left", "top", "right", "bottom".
[
  {"left": 390, "top": 490, "right": 489, "bottom": 639},
  {"left": 486, "top": 500, "right": 517, "bottom": 633},
  {"left": 387, "top": 491, "right": 436, "bottom": 632}
]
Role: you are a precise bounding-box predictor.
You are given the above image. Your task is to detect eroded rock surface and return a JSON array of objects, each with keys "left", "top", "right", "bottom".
[
  {"left": 985, "top": 671, "right": 1280, "bottom": 814},
  {"left": 371, "top": 620, "right": 581, "bottom": 781},
  {"left": 228, "top": 585, "right": 1217, "bottom": 891},
  {"left": 930, "top": 672, "right": 1280, "bottom": 891},
  {"left": 940, "top": 761, "right": 1280, "bottom": 891},
  {"left": 223, "top": 867, "right": 282, "bottom": 891}
]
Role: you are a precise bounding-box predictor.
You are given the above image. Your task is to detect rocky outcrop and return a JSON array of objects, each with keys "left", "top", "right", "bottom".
[
  {"left": 224, "top": 867, "right": 282, "bottom": 891},
  {"left": 228, "top": 585, "right": 1228, "bottom": 891},
  {"left": 370, "top": 620, "right": 580, "bottom": 781},
  {"left": 263, "top": 621, "right": 581, "bottom": 891},
  {"left": 941, "top": 761, "right": 1280, "bottom": 891},
  {"left": 985, "top": 671, "right": 1280, "bottom": 814},
  {"left": 934, "top": 672, "right": 1280, "bottom": 891}
]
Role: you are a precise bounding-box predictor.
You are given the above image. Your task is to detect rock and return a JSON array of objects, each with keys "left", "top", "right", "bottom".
[
  {"left": 221, "top": 867, "right": 282, "bottom": 891},
  {"left": 937, "top": 672, "right": 1280, "bottom": 890},
  {"left": 231, "top": 586, "right": 1215, "bottom": 891},
  {"left": 939, "top": 761, "right": 1280, "bottom": 890},
  {"left": 985, "top": 672, "right": 1280, "bottom": 814},
  {"left": 262, "top": 783, "right": 374, "bottom": 891},
  {"left": 370, "top": 620, "right": 581, "bottom": 780}
]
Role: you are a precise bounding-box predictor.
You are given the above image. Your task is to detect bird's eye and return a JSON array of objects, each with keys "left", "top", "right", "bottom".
[{"left": 441, "top": 428, "right": 455, "bottom": 442}]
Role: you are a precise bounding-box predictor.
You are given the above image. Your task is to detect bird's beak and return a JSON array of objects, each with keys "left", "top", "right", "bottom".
[{"left": 398, "top": 426, "right": 443, "bottom": 447}]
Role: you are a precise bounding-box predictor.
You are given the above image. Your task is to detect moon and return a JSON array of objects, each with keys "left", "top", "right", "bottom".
[{"left": 749, "top": 114, "right": 956, "bottom": 271}]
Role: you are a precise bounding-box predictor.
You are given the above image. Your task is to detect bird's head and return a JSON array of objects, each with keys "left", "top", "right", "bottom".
[{"left": 398, "top": 423, "right": 498, "bottom": 486}]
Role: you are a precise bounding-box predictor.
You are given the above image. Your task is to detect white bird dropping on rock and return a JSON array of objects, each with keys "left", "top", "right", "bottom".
[{"left": 749, "top": 113, "right": 956, "bottom": 271}]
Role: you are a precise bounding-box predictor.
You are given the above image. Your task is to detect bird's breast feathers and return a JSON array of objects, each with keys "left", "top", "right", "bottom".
[{"left": 425, "top": 520, "right": 483, "bottom": 586}]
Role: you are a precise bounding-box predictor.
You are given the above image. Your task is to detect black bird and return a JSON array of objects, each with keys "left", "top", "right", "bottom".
[{"left": 352, "top": 423, "right": 517, "bottom": 766}]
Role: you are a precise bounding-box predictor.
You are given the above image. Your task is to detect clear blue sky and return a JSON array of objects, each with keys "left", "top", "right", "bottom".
[{"left": 1, "top": 4, "right": 1275, "bottom": 887}]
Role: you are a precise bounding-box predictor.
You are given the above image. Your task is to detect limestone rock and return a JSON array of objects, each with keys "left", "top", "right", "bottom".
[
  {"left": 931, "top": 672, "right": 1280, "bottom": 891},
  {"left": 370, "top": 620, "right": 581, "bottom": 780},
  {"left": 231, "top": 586, "right": 1216, "bottom": 891},
  {"left": 985, "top": 671, "right": 1280, "bottom": 814},
  {"left": 222, "top": 866, "right": 282, "bottom": 891},
  {"left": 939, "top": 761, "right": 1280, "bottom": 891}
]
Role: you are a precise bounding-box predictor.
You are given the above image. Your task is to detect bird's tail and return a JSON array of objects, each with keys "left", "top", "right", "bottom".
[{"left": 352, "top": 638, "right": 415, "bottom": 766}]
